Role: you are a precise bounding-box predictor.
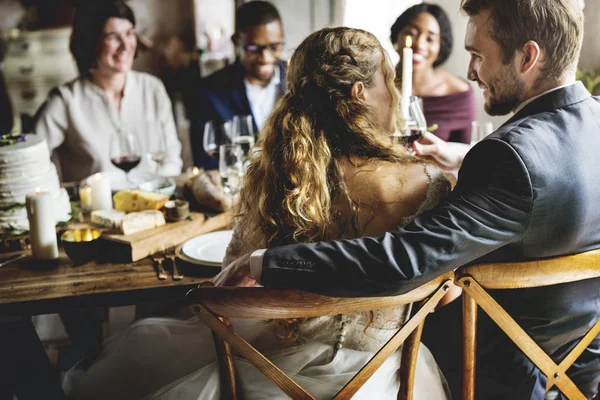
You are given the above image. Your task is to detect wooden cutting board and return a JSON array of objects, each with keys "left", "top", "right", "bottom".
[{"left": 101, "top": 212, "right": 234, "bottom": 262}]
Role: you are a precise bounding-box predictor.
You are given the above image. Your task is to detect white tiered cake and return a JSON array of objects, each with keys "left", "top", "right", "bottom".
[{"left": 0, "top": 134, "right": 71, "bottom": 232}]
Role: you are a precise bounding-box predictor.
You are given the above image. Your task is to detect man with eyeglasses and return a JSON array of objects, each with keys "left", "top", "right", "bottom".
[{"left": 191, "top": 1, "right": 286, "bottom": 170}]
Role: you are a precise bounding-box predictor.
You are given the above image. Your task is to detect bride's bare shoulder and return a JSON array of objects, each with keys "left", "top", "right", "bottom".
[
  {"left": 342, "top": 158, "right": 449, "bottom": 233},
  {"left": 343, "top": 158, "right": 442, "bottom": 204}
]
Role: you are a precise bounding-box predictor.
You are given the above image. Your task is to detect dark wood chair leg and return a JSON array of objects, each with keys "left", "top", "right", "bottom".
[{"left": 462, "top": 291, "right": 477, "bottom": 400}]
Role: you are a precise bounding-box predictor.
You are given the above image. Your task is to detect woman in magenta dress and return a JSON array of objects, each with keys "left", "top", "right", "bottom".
[{"left": 391, "top": 3, "right": 477, "bottom": 144}]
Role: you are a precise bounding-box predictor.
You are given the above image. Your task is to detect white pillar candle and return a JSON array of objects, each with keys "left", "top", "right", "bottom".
[
  {"left": 26, "top": 191, "right": 59, "bottom": 261},
  {"left": 401, "top": 36, "right": 413, "bottom": 120},
  {"left": 90, "top": 173, "right": 113, "bottom": 211}
]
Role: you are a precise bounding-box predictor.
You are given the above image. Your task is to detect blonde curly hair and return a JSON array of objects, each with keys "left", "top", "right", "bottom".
[{"left": 235, "top": 27, "right": 413, "bottom": 251}]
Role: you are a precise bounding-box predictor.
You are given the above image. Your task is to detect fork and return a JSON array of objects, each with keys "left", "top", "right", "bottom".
[
  {"left": 166, "top": 245, "right": 184, "bottom": 280},
  {"left": 153, "top": 249, "right": 168, "bottom": 280}
]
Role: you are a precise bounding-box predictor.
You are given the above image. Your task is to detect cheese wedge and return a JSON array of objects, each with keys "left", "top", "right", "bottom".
[
  {"left": 113, "top": 190, "right": 169, "bottom": 212},
  {"left": 120, "top": 210, "right": 166, "bottom": 235},
  {"left": 90, "top": 209, "right": 126, "bottom": 228}
]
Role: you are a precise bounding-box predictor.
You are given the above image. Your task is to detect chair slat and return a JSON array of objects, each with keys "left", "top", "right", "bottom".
[
  {"left": 458, "top": 276, "right": 587, "bottom": 400},
  {"left": 191, "top": 303, "right": 317, "bottom": 400},
  {"left": 545, "top": 321, "right": 600, "bottom": 390},
  {"left": 456, "top": 249, "right": 600, "bottom": 289},
  {"left": 398, "top": 316, "right": 425, "bottom": 400},
  {"left": 186, "top": 272, "right": 453, "bottom": 319},
  {"left": 462, "top": 292, "right": 478, "bottom": 400},
  {"left": 334, "top": 279, "right": 451, "bottom": 400}
]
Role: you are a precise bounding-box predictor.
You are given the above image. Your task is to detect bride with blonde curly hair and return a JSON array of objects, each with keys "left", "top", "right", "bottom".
[{"left": 67, "top": 27, "right": 450, "bottom": 400}]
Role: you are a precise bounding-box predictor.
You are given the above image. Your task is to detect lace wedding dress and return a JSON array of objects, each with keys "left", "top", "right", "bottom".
[{"left": 67, "top": 159, "right": 452, "bottom": 400}]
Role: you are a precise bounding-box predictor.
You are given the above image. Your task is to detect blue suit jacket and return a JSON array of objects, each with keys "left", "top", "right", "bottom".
[
  {"left": 259, "top": 82, "right": 600, "bottom": 399},
  {"left": 190, "top": 60, "right": 287, "bottom": 169}
]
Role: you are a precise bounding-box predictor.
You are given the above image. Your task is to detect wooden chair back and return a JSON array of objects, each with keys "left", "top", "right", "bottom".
[
  {"left": 456, "top": 249, "right": 600, "bottom": 400},
  {"left": 186, "top": 272, "right": 454, "bottom": 400}
]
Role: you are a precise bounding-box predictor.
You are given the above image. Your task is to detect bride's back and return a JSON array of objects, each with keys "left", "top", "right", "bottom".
[{"left": 333, "top": 157, "right": 449, "bottom": 240}]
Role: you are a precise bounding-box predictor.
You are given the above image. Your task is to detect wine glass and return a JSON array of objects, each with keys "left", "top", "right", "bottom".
[
  {"left": 394, "top": 96, "right": 427, "bottom": 147},
  {"left": 110, "top": 133, "right": 142, "bottom": 187},
  {"left": 219, "top": 143, "right": 245, "bottom": 202},
  {"left": 203, "top": 120, "right": 232, "bottom": 160},
  {"left": 470, "top": 121, "right": 495, "bottom": 145},
  {"left": 146, "top": 121, "right": 167, "bottom": 177},
  {"left": 231, "top": 115, "right": 256, "bottom": 164}
]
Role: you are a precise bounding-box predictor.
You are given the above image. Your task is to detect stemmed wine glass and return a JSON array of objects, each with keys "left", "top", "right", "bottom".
[
  {"left": 110, "top": 132, "right": 142, "bottom": 187},
  {"left": 393, "top": 96, "right": 427, "bottom": 147},
  {"left": 203, "top": 120, "right": 232, "bottom": 160},
  {"left": 470, "top": 120, "right": 495, "bottom": 145},
  {"left": 146, "top": 121, "right": 167, "bottom": 178},
  {"left": 219, "top": 143, "right": 245, "bottom": 205},
  {"left": 231, "top": 115, "right": 255, "bottom": 150}
]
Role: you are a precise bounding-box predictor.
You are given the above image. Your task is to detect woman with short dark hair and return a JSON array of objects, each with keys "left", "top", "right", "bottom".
[
  {"left": 391, "top": 3, "right": 477, "bottom": 144},
  {"left": 34, "top": 0, "right": 182, "bottom": 188}
]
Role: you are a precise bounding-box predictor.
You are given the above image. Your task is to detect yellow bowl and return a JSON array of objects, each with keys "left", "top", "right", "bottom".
[{"left": 61, "top": 229, "right": 102, "bottom": 265}]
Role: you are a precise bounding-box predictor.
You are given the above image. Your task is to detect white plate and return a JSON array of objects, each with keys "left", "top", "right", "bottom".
[{"left": 180, "top": 230, "right": 233, "bottom": 266}]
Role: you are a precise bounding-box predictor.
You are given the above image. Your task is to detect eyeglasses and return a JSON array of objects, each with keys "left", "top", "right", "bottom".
[{"left": 242, "top": 42, "right": 284, "bottom": 55}]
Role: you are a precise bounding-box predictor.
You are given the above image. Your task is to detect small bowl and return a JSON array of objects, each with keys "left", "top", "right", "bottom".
[
  {"left": 61, "top": 228, "right": 102, "bottom": 265},
  {"left": 164, "top": 199, "right": 190, "bottom": 221},
  {"left": 138, "top": 178, "right": 176, "bottom": 197}
]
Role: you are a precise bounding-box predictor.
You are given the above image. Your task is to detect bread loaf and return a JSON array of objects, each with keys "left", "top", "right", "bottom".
[{"left": 187, "top": 169, "right": 235, "bottom": 212}]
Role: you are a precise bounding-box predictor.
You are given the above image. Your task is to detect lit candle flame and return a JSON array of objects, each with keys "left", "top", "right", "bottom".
[
  {"left": 192, "top": 166, "right": 200, "bottom": 176},
  {"left": 405, "top": 36, "right": 412, "bottom": 48}
]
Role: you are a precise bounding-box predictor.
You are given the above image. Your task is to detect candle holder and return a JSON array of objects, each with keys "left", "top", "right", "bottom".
[
  {"left": 61, "top": 228, "right": 102, "bottom": 265},
  {"left": 79, "top": 183, "right": 93, "bottom": 212}
]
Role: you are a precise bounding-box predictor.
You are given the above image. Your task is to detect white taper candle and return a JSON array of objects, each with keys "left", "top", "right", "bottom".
[{"left": 401, "top": 36, "right": 413, "bottom": 120}]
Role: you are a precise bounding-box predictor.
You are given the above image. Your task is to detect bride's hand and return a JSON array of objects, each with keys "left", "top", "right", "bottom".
[{"left": 212, "top": 253, "right": 257, "bottom": 287}]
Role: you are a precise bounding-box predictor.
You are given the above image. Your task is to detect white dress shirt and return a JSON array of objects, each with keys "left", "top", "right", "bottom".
[
  {"left": 244, "top": 67, "right": 281, "bottom": 132},
  {"left": 513, "top": 82, "right": 576, "bottom": 114}
]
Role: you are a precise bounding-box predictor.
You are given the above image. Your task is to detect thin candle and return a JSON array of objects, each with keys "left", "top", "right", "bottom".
[{"left": 401, "top": 36, "right": 413, "bottom": 120}]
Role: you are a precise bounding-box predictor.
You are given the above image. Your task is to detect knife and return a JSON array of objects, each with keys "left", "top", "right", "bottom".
[{"left": 0, "top": 253, "right": 27, "bottom": 268}]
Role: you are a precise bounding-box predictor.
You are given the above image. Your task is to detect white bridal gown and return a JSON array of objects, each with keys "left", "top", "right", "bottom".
[{"left": 67, "top": 158, "right": 452, "bottom": 400}]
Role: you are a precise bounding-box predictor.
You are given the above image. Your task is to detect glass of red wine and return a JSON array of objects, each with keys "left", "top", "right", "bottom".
[
  {"left": 203, "top": 120, "right": 232, "bottom": 160},
  {"left": 110, "top": 133, "right": 142, "bottom": 187},
  {"left": 393, "top": 96, "right": 427, "bottom": 147}
]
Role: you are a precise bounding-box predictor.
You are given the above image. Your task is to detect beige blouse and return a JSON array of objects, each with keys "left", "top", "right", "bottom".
[{"left": 34, "top": 71, "right": 183, "bottom": 189}]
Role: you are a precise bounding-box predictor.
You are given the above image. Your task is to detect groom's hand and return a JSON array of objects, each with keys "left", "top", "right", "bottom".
[
  {"left": 212, "top": 253, "right": 256, "bottom": 287},
  {"left": 413, "top": 131, "right": 468, "bottom": 179}
]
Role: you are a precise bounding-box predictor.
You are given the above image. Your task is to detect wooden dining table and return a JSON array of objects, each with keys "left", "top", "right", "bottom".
[{"left": 0, "top": 212, "right": 232, "bottom": 318}]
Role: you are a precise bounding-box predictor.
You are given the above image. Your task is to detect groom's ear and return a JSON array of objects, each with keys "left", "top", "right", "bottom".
[{"left": 351, "top": 81, "right": 367, "bottom": 102}]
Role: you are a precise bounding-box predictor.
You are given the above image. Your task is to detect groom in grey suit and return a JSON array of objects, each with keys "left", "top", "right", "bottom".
[{"left": 218, "top": 0, "right": 600, "bottom": 398}]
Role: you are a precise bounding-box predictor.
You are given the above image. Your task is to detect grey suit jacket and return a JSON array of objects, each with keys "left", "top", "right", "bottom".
[{"left": 260, "top": 82, "right": 600, "bottom": 398}]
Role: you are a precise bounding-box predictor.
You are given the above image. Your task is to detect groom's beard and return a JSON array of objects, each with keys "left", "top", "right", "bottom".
[{"left": 484, "top": 64, "right": 525, "bottom": 116}]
